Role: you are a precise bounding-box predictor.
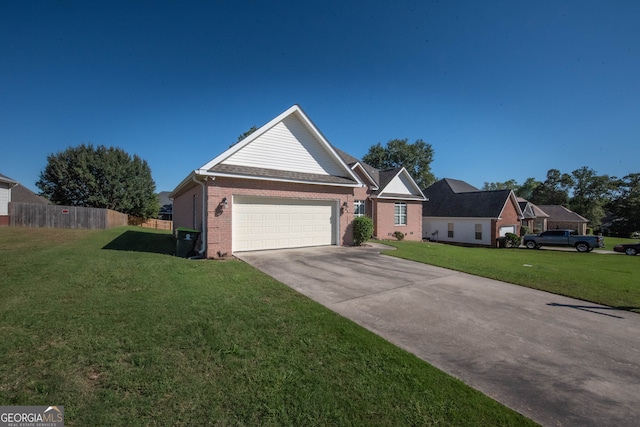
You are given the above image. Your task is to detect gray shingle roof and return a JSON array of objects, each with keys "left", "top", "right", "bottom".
[
  {"left": 210, "top": 164, "right": 359, "bottom": 186},
  {"left": 422, "top": 178, "right": 513, "bottom": 218},
  {"left": 332, "top": 146, "right": 380, "bottom": 185},
  {"left": 11, "top": 184, "right": 50, "bottom": 204},
  {"left": 537, "top": 205, "right": 588, "bottom": 222}
]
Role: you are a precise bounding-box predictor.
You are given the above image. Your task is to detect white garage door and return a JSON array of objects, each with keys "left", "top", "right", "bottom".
[
  {"left": 499, "top": 226, "right": 516, "bottom": 236},
  {"left": 233, "top": 197, "right": 337, "bottom": 252}
]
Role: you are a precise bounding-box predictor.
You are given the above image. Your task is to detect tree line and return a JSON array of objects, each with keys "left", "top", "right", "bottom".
[
  {"left": 361, "top": 139, "right": 637, "bottom": 236},
  {"left": 482, "top": 168, "right": 639, "bottom": 236}
]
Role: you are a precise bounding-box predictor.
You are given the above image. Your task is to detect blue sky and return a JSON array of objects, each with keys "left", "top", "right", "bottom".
[{"left": 1, "top": 1, "right": 639, "bottom": 193}]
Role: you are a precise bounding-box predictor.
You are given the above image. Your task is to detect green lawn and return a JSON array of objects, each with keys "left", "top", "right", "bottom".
[
  {"left": 0, "top": 227, "right": 537, "bottom": 426},
  {"left": 381, "top": 240, "right": 639, "bottom": 312}
]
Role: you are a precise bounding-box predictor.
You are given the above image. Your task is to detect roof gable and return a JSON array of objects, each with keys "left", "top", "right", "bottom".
[
  {"left": 376, "top": 168, "right": 426, "bottom": 200},
  {"left": 198, "top": 105, "right": 360, "bottom": 185}
]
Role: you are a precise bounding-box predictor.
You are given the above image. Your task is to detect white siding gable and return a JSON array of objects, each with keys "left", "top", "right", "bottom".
[
  {"left": 380, "top": 171, "right": 422, "bottom": 197},
  {"left": 0, "top": 184, "right": 10, "bottom": 216},
  {"left": 221, "top": 115, "right": 346, "bottom": 176}
]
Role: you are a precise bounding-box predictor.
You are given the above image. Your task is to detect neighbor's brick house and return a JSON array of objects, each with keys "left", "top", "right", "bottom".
[{"left": 171, "top": 105, "right": 426, "bottom": 258}]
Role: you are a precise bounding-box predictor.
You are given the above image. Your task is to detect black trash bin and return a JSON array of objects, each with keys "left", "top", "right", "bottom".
[{"left": 175, "top": 227, "right": 201, "bottom": 258}]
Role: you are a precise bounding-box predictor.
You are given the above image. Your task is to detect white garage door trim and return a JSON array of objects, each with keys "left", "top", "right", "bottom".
[{"left": 232, "top": 196, "right": 338, "bottom": 252}]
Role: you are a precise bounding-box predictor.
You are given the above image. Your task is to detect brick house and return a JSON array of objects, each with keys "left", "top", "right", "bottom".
[
  {"left": 422, "top": 178, "right": 523, "bottom": 247},
  {"left": 518, "top": 197, "right": 549, "bottom": 233},
  {"left": 0, "top": 173, "right": 49, "bottom": 226},
  {"left": 536, "top": 205, "right": 589, "bottom": 235},
  {"left": 170, "top": 105, "right": 426, "bottom": 258}
]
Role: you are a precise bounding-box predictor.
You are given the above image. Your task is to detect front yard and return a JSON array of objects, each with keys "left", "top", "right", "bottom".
[
  {"left": 382, "top": 240, "right": 639, "bottom": 313},
  {"left": 0, "top": 227, "right": 536, "bottom": 426}
]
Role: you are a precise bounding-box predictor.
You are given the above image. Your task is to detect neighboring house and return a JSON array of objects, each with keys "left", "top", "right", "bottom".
[
  {"left": 0, "top": 173, "right": 18, "bottom": 226},
  {"left": 158, "top": 191, "right": 173, "bottom": 221},
  {"left": 518, "top": 197, "right": 549, "bottom": 233},
  {"left": 0, "top": 173, "right": 49, "bottom": 226},
  {"left": 422, "top": 178, "right": 523, "bottom": 247},
  {"left": 536, "top": 205, "right": 589, "bottom": 235},
  {"left": 170, "top": 105, "right": 426, "bottom": 258}
]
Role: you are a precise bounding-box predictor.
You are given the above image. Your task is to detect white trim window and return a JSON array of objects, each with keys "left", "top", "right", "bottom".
[
  {"left": 354, "top": 200, "right": 366, "bottom": 217},
  {"left": 394, "top": 202, "right": 407, "bottom": 226}
]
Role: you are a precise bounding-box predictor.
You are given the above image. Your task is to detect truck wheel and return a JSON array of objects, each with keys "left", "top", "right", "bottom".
[
  {"left": 626, "top": 247, "right": 637, "bottom": 256},
  {"left": 575, "top": 242, "right": 589, "bottom": 252},
  {"left": 525, "top": 241, "right": 537, "bottom": 249}
]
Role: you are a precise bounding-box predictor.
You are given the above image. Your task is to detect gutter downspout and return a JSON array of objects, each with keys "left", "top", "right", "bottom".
[{"left": 192, "top": 174, "right": 207, "bottom": 257}]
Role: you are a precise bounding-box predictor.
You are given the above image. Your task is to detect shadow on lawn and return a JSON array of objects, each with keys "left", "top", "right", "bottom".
[{"left": 103, "top": 230, "right": 175, "bottom": 255}]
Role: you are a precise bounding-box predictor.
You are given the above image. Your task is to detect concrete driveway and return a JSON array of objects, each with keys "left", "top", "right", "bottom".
[{"left": 238, "top": 243, "right": 640, "bottom": 427}]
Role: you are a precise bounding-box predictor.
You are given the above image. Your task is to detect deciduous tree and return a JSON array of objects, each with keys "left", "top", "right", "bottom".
[
  {"left": 362, "top": 138, "right": 435, "bottom": 189},
  {"left": 37, "top": 144, "right": 158, "bottom": 218},
  {"left": 530, "top": 169, "right": 574, "bottom": 205}
]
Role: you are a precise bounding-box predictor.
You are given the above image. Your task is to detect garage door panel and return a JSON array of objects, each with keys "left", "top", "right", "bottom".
[{"left": 233, "top": 197, "right": 336, "bottom": 252}]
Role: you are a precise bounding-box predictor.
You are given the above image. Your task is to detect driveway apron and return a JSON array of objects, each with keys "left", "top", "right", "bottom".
[{"left": 237, "top": 244, "right": 640, "bottom": 427}]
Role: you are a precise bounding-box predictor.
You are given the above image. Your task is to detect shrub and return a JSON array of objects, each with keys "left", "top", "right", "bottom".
[
  {"left": 520, "top": 225, "right": 531, "bottom": 236},
  {"left": 504, "top": 232, "right": 522, "bottom": 248},
  {"left": 393, "top": 231, "right": 405, "bottom": 241},
  {"left": 353, "top": 216, "right": 374, "bottom": 246},
  {"left": 631, "top": 231, "right": 640, "bottom": 239}
]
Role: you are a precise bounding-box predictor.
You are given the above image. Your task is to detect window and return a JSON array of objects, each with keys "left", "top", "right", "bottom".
[
  {"left": 394, "top": 202, "right": 407, "bottom": 225},
  {"left": 475, "top": 224, "right": 482, "bottom": 240},
  {"left": 448, "top": 223, "right": 454, "bottom": 238},
  {"left": 354, "top": 200, "right": 366, "bottom": 217}
]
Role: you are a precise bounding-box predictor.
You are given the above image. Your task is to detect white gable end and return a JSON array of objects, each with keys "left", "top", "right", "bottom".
[
  {"left": 221, "top": 115, "right": 346, "bottom": 177},
  {"left": 383, "top": 173, "right": 420, "bottom": 195}
]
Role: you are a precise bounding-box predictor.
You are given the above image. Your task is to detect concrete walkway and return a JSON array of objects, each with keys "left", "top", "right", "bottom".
[{"left": 238, "top": 243, "right": 640, "bottom": 427}]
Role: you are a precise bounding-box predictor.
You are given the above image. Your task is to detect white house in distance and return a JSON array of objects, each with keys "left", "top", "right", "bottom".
[{"left": 422, "top": 178, "right": 523, "bottom": 247}]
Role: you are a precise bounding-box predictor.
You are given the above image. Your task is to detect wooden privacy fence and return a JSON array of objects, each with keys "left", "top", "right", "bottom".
[
  {"left": 9, "top": 202, "right": 128, "bottom": 229},
  {"left": 129, "top": 217, "right": 173, "bottom": 231}
]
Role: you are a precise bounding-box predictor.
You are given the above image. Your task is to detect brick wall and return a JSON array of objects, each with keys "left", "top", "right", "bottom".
[
  {"left": 206, "top": 177, "right": 354, "bottom": 258},
  {"left": 493, "top": 198, "right": 522, "bottom": 245},
  {"left": 373, "top": 199, "right": 422, "bottom": 241}
]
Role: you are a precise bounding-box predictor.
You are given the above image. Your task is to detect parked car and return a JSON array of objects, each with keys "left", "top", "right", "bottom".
[{"left": 613, "top": 242, "right": 640, "bottom": 256}]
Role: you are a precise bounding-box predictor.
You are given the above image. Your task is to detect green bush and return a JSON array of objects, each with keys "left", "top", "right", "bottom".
[
  {"left": 520, "top": 225, "right": 530, "bottom": 236},
  {"left": 504, "top": 232, "right": 522, "bottom": 248},
  {"left": 353, "top": 216, "right": 374, "bottom": 246},
  {"left": 393, "top": 231, "right": 405, "bottom": 241}
]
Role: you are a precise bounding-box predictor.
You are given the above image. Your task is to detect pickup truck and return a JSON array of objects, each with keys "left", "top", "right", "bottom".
[{"left": 523, "top": 229, "right": 604, "bottom": 252}]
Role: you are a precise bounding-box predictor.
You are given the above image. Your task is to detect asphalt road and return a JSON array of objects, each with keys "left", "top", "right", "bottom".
[{"left": 238, "top": 243, "right": 640, "bottom": 427}]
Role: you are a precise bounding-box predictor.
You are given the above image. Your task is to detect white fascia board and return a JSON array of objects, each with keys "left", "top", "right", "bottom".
[
  {"left": 497, "top": 191, "right": 525, "bottom": 220},
  {"left": 198, "top": 105, "right": 363, "bottom": 186},
  {"left": 351, "top": 162, "right": 379, "bottom": 190},
  {"left": 423, "top": 216, "right": 499, "bottom": 220},
  {"left": 169, "top": 170, "right": 199, "bottom": 198},
  {"left": 196, "top": 169, "right": 359, "bottom": 187},
  {"left": 376, "top": 168, "right": 427, "bottom": 200},
  {"left": 373, "top": 194, "right": 427, "bottom": 201}
]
